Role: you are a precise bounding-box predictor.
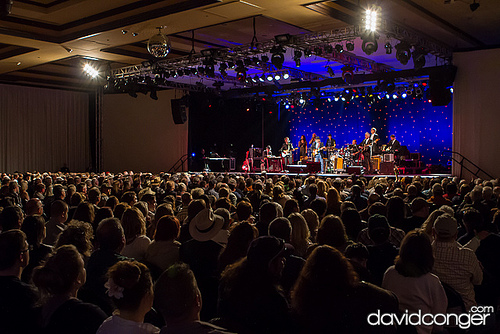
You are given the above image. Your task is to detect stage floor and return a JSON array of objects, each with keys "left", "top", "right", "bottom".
[{"left": 193, "top": 171, "right": 452, "bottom": 179}]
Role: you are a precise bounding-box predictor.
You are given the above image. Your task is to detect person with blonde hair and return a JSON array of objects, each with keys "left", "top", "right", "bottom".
[
  {"left": 301, "top": 209, "right": 319, "bottom": 242},
  {"left": 325, "top": 187, "right": 342, "bottom": 216},
  {"left": 288, "top": 213, "right": 312, "bottom": 258},
  {"left": 97, "top": 261, "right": 159, "bottom": 334},
  {"left": 120, "top": 207, "right": 151, "bottom": 261}
]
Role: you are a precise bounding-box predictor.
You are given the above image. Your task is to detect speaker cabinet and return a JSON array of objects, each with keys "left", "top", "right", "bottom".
[{"left": 171, "top": 98, "right": 188, "bottom": 124}]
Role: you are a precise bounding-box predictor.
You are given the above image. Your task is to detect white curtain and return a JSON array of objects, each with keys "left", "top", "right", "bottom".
[{"left": 0, "top": 84, "right": 90, "bottom": 173}]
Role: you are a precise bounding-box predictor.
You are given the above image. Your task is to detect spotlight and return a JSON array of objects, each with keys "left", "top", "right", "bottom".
[
  {"left": 402, "top": 93, "right": 407, "bottom": 98},
  {"left": 274, "top": 34, "right": 291, "bottom": 44},
  {"left": 267, "top": 74, "right": 274, "bottom": 81},
  {"left": 341, "top": 66, "right": 354, "bottom": 84},
  {"left": 385, "top": 42, "right": 392, "bottom": 54},
  {"left": 393, "top": 93, "right": 398, "bottom": 99},
  {"left": 299, "top": 97, "right": 305, "bottom": 104},
  {"left": 335, "top": 44, "right": 344, "bottom": 53},
  {"left": 235, "top": 64, "right": 247, "bottom": 82},
  {"left": 271, "top": 46, "right": 285, "bottom": 69},
  {"left": 324, "top": 44, "right": 333, "bottom": 53},
  {"left": 293, "top": 50, "right": 302, "bottom": 67},
  {"left": 251, "top": 76, "right": 258, "bottom": 83},
  {"left": 304, "top": 48, "right": 312, "bottom": 57},
  {"left": 227, "top": 61, "right": 235, "bottom": 69},
  {"left": 191, "top": 67, "right": 198, "bottom": 75},
  {"left": 346, "top": 42, "right": 354, "bottom": 52},
  {"left": 395, "top": 42, "right": 412, "bottom": 65},
  {"left": 361, "top": 32, "right": 378, "bottom": 55},
  {"left": 365, "top": 8, "right": 378, "bottom": 32},
  {"left": 83, "top": 63, "right": 99, "bottom": 78},
  {"left": 327, "top": 66, "right": 335, "bottom": 77},
  {"left": 177, "top": 69, "right": 184, "bottom": 76},
  {"left": 205, "top": 64, "right": 215, "bottom": 77},
  {"left": 283, "top": 72, "right": 290, "bottom": 80},
  {"left": 412, "top": 47, "right": 427, "bottom": 70},
  {"left": 470, "top": 0, "right": 480, "bottom": 12},
  {"left": 259, "top": 75, "right": 265, "bottom": 82},
  {"left": 274, "top": 73, "right": 281, "bottom": 81}
]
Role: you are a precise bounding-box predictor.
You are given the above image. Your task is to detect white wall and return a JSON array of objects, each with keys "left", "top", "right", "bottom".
[
  {"left": 453, "top": 48, "right": 500, "bottom": 180},
  {"left": 102, "top": 89, "right": 188, "bottom": 173}
]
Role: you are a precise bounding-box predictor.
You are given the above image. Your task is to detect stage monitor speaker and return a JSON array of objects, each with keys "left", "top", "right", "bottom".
[
  {"left": 346, "top": 166, "right": 363, "bottom": 175},
  {"left": 380, "top": 162, "right": 395, "bottom": 175},
  {"left": 171, "top": 99, "right": 188, "bottom": 124},
  {"left": 306, "top": 161, "right": 321, "bottom": 173}
]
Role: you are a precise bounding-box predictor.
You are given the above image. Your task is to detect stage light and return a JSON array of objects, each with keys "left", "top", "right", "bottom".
[
  {"left": 274, "top": 34, "right": 291, "bottom": 44},
  {"left": 365, "top": 8, "right": 378, "bottom": 32},
  {"left": 259, "top": 75, "right": 265, "bottom": 82},
  {"left": 271, "top": 46, "right": 285, "bottom": 69},
  {"left": 327, "top": 66, "right": 335, "bottom": 77},
  {"left": 235, "top": 65, "right": 247, "bottom": 82},
  {"left": 299, "top": 98, "right": 305, "bottom": 104},
  {"left": 274, "top": 73, "right": 280, "bottom": 80},
  {"left": 177, "top": 69, "right": 184, "bottom": 76},
  {"left": 197, "top": 67, "right": 205, "bottom": 75},
  {"left": 386, "top": 94, "right": 390, "bottom": 99},
  {"left": 227, "top": 61, "right": 235, "bottom": 69},
  {"left": 412, "top": 47, "right": 427, "bottom": 70},
  {"left": 191, "top": 67, "right": 198, "bottom": 75},
  {"left": 395, "top": 42, "right": 411, "bottom": 65},
  {"left": 346, "top": 42, "right": 354, "bottom": 52},
  {"left": 251, "top": 76, "right": 258, "bottom": 83},
  {"left": 283, "top": 72, "right": 290, "bottom": 80},
  {"left": 341, "top": 66, "right": 354, "bottom": 84},
  {"left": 334, "top": 94, "right": 340, "bottom": 102},
  {"left": 83, "top": 63, "right": 99, "bottom": 78},
  {"left": 361, "top": 32, "right": 378, "bottom": 55},
  {"left": 402, "top": 93, "right": 407, "bottom": 98},
  {"left": 385, "top": 42, "right": 392, "bottom": 54},
  {"left": 335, "top": 44, "right": 344, "bottom": 53},
  {"left": 293, "top": 50, "right": 302, "bottom": 67},
  {"left": 314, "top": 47, "right": 323, "bottom": 56},
  {"left": 304, "top": 48, "right": 312, "bottom": 57},
  {"left": 261, "top": 55, "right": 269, "bottom": 63},
  {"left": 450, "top": 87, "right": 454, "bottom": 93},
  {"left": 392, "top": 93, "right": 398, "bottom": 99},
  {"left": 285, "top": 104, "right": 290, "bottom": 109},
  {"left": 327, "top": 97, "right": 331, "bottom": 102},
  {"left": 267, "top": 74, "right": 274, "bottom": 81},
  {"left": 324, "top": 44, "right": 333, "bottom": 53}
]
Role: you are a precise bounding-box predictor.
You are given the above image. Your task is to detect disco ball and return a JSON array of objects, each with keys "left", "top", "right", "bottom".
[{"left": 147, "top": 31, "right": 171, "bottom": 58}]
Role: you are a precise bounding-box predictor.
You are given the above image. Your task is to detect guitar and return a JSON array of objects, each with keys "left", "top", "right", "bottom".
[
  {"left": 281, "top": 147, "right": 298, "bottom": 158},
  {"left": 312, "top": 146, "right": 326, "bottom": 156}
]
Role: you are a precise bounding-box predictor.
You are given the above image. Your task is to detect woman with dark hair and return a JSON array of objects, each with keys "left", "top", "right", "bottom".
[
  {"left": 120, "top": 207, "right": 151, "bottom": 261},
  {"left": 219, "top": 236, "right": 292, "bottom": 334},
  {"left": 144, "top": 216, "right": 181, "bottom": 272},
  {"left": 299, "top": 135, "right": 308, "bottom": 162},
  {"left": 314, "top": 215, "right": 352, "bottom": 254},
  {"left": 382, "top": 230, "right": 447, "bottom": 334},
  {"left": 72, "top": 202, "right": 96, "bottom": 228},
  {"left": 386, "top": 196, "right": 406, "bottom": 230},
  {"left": 21, "top": 215, "right": 52, "bottom": 283},
  {"left": 292, "top": 245, "right": 398, "bottom": 334},
  {"left": 33, "top": 245, "right": 107, "bottom": 334},
  {"left": 340, "top": 208, "right": 366, "bottom": 241},
  {"left": 97, "top": 261, "right": 159, "bottom": 334},
  {"left": 218, "top": 221, "right": 258, "bottom": 273}
]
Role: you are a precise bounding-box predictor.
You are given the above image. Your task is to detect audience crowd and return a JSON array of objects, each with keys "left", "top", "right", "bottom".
[{"left": 0, "top": 170, "right": 500, "bottom": 333}]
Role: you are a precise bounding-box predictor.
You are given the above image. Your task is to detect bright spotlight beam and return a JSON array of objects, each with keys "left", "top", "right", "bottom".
[{"left": 83, "top": 63, "right": 99, "bottom": 78}]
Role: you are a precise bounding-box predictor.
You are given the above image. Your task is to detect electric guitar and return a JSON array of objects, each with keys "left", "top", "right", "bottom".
[
  {"left": 312, "top": 146, "right": 326, "bottom": 156},
  {"left": 281, "top": 147, "right": 298, "bottom": 158}
]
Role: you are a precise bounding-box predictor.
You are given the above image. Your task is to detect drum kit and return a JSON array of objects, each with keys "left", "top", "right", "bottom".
[{"left": 325, "top": 146, "right": 357, "bottom": 173}]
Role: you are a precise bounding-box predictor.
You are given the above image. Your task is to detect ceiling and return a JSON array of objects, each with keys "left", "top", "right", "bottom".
[{"left": 0, "top": 0, "right": 499, "bottom": 91}]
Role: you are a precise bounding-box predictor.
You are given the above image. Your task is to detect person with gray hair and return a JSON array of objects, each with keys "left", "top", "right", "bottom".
[{"left": 431, "top": 214, "right": 482, "bottom": 311}]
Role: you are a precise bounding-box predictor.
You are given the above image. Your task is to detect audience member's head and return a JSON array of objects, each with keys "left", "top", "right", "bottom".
[
  {"left": 367, "top": 214, "right": 390, "bottom": 245},
  {"left": 0, "top": 230, "right": 29, "bottom": 276},
  {"left": 96, "top": 217, "right": 125, "bottom": 252},
  {"left": 236, "top": 201, "right": 252, "bottom": 222},
  {"left": 0, "top": 205, "right": 23, "bottom": 231},
  {"left": 432, "top": 214, "right": 458, "bottom": 242},
  {"left": 33, "top": 245, "right": 85, "bottom": 296},
  {"left": 25, "top": 198, "right": 43, "bottom": 216},
  {"left": 395, "top": 230, "right": 434, "bottom": 277},
  {"left": 154, "top": 216, "right": 180, "bottom": 241},
  {"left": 301, "top": 209, "right": 319, "bottom": 242},
  {"left": 317, "top": 215, "right": 349, "bottom": 249},
  {"left": 21, "top": 215, "right": 46, "bottom": 247},
  {"left": 55, "top": 220, "right": 94, "bottom": 258},
  {"left": 154, "top": 263, "right": 201, "bottom": 323},
  {"left": 268, "top": 217, "right": 292, "bottom": 243}
]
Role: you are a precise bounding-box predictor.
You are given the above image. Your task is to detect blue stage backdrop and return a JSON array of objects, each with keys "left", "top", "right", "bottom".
[{"left": 288, "top": 97, "right": 452, "bottom": 165}]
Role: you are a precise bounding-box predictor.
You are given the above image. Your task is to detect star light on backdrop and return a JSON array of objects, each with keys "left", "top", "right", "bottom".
[{"left": 287, "top": 95, "right": 452, "bottom": 165}]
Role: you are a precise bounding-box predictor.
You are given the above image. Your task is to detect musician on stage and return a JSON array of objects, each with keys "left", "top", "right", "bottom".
[
  {"left": 298, "top": 135, "right": 308, "bottom": 162},
  {"left": 325, "top": 134, "right": 336, "bottom": 159},
  {"left": 349, "top": 139, "right": 361, "bottom": 163},
  {"left": 369, "top": 127, "right": 380, "bottom": 155},
  {"left": 385, "top": 135, "right": 401, "bottom": 154},
  {"left": 361, "top": 132, "right": 373, "bottom": 174},
  {"left": 261, "top": 145, "right": 272, "bottom": 171},
  {"left": 309, "top": 133, "right": 317, "bottom": 145},
  {"left": 311, "top": 136, "right": 325, "bottom": 173},
  {"left": 280, "top": 137, "right": 295, "bottom": 166}
]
